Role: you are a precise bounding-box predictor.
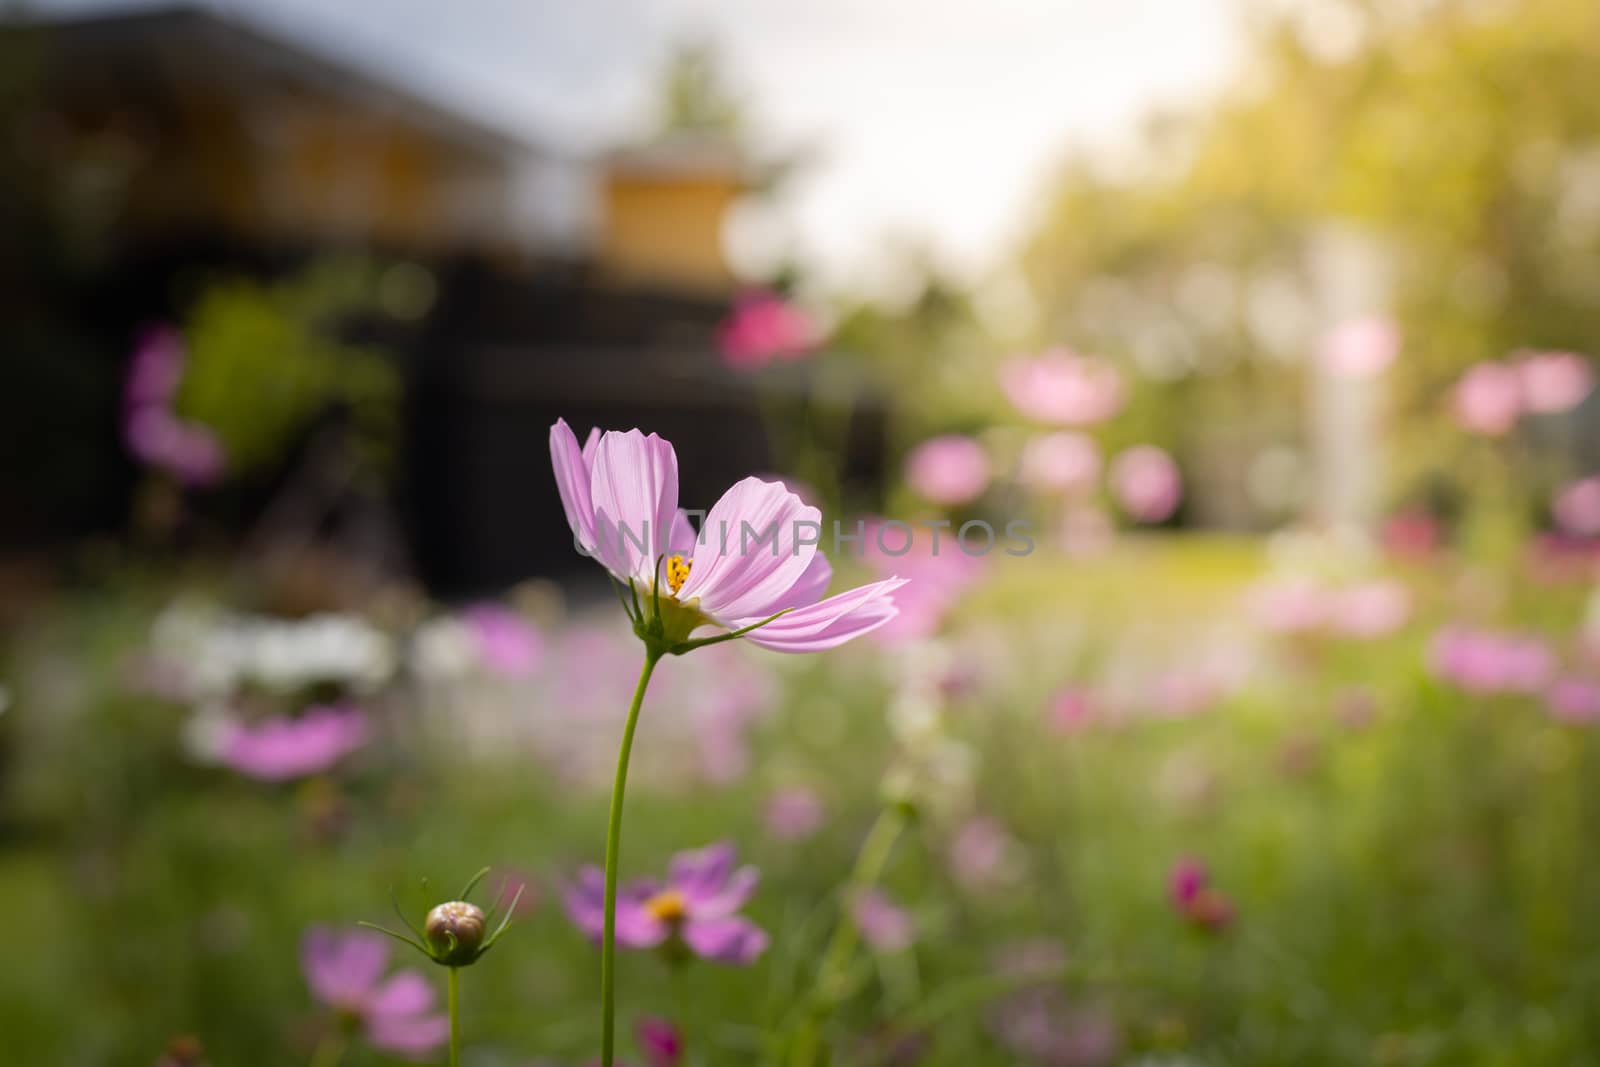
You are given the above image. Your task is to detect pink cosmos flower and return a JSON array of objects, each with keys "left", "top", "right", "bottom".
[
  {"left": 123, "top": 327, "right": 226, "bottom": 486},
  {"left": 764, "top": 786, "right": 825, "bottom": 841},
  {"left": 1428, "top": 625, "right": 1556, "bottom": 695},
  {"left": 903, "top": 435, "right": 991, "bottom": 506},
  {"left": 461, "top": 604, "right": 543, "bottom": 678},
  {"left": 1168, "top": 857, "right": 1233, "bottom": 930},
  {"left": 1048, "top": 687, "right": 1097, "bottom": 733},
  {"left": 635, "top": 1017, "right": 684, "bottom": 1067},
  {"left": 948, "top": 816, "right": 1024, "bottom": 893},
  {"left": 1554, "top": 476, "right": 1600, "bottom": 538},
  {"left": 999, "top": 349, "right": 1125, "bottom": 426},
  {"left": 1247, "top": 578, "right": 1329, "bottom": 634},
  {"left": 1546, "top": 678, "right": 1600, "bottom": 724},
  {"left": 550, "top": 421, "right": 905, "bottom": 652},
  {"left": 715, "top": 290, "right": 820, "bottom": 369},
  {"left": 301, "top": 927, "right": 449, "bottom": 1058},
  {"left": 1109, "top": 445, "right": 1182, "bottom": 523},
  {"left": 1516, "top": 351, "right": 1594, "bottom": 414},
  {"left": 1319, "top": 316, "right": 1400, "bottom": 379},
  {"left": 851, "top": 888, "right": 914, "bottom": 952},
  {"left": 1019, "top": 432, "right": 1101, "bottom": 494},
  {"left": 1382, "top": 510, "right": 1442, "bottom": 562},
  {"left": 1327, "top": 580, "right": 1412, "bottom": 638},
  {"left": 219, "top": 705, "right": 368, "bottom": 781},
  {"left": 564, "top": 842, "right": 768, "bottom": 964},
  {"left": 859, "top": 519, "right": 987, "bottom": 643},
  {"left": 1453, "top": 361, "right": 1522, "bottom": 436}
]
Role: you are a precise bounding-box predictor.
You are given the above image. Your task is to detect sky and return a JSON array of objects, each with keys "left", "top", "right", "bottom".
[{"left": 34, "top": 0, "right": 1247, "bottom": 294}]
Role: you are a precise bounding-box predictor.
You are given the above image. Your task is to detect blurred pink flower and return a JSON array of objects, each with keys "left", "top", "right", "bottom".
[
  {"left": 1546, "top": 678, "right": 1600, "bottom": 724},
  {"left": 948, "top": 816, "right": 1024, "bottom": 893},
  {"left": 1000, "top": 349, "right": 1125, "bottom": 426},
  {"left": 715, "top": 290, "right": 820, "bottom": 369},
  {"left": 1453, "top": 361, "right": 1522, "bottom": 436},
  {"left": 635, "top": 1017, "right": 684, "bottom": 1067},
  {"left": 1109, "top": 445, "right": 1182, "bottom": 523},
  {"left": 904, "top": 435, "right": 991, "bottom": 506},
  {"left": 1247, "top": 578, "right": 1328, "bottom": 634},
  {"left": 852, "top": 888, "right": 914, "bottom": 952},
  {"left": 1319, "top": 316, "right": 1400, "bottom": 379},
  {"left": 564, "top": 841, "right": 767, "bottom": 964},
  {"left": 1019, "top": 432, "right": 1101, "bottom": 494},
  {"left": 301, "top": 927, "right": 448, "bottom": 1058},
  {"left": 1168, "top": 857, "right": 1233, "bottom": 930},
  {"left": 461, "top": 604, "right": 543, "bottom": 678},
  {"left": 1048, "top": 687, "right": 1097, "bottom": 733},
  {"left": 989, "top": 990, "right": 1121, "bottom": 1067},
  {"left": 1428, "top": 625, "right": 1556, "bottom": 695},
  {"left": 1382, "top": 510, "right": 1443, "bottom": 561},
  {"left": 1554, "top": 476, "right": 1600, "bottom": 538},
  {"left": 764, "top": 786, "right": 825, "bottom": 841},
  {"left": 122, "top": 327, "right": 226, "bottom": 486},
  {"left": 1327, "top": 580, "right": 1412, "bottom": 638},
  {"left": 219, "top": 705, "right": 368, "bottom": 781},
  {"left": 861, "top": 519, "right": 987, "bottom": 643},
  {"left": 1516, "top": 351, "right": 1594, "bottom": 414}
]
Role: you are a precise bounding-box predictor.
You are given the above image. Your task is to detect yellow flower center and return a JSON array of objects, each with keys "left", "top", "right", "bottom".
[
  {"left": 644, "top": 889, "right": 688, "bottom": 923},
  {"left": 666, "top": 554, "right": 692, "bottom": 595}
]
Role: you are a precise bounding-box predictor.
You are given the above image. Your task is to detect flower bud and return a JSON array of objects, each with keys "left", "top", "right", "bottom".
[{"left": 425, "top": 900, "right": 486, "bottom": 965}]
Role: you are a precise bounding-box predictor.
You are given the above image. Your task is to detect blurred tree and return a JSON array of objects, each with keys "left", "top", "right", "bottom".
[
  {"left": 1019, "top": 0, "right": 1600, "bottom": 526},
  {"left": 657, "top": 38, "right": 744, "bottom": 137}
]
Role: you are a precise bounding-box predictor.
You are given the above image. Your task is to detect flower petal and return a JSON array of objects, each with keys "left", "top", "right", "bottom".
[
  {"left": 301, "top": 927, "right": 388, "bottom": 1007},
  {"left": 550, "top": 420, "right": 597, "bottom": 549},
  {"left": 690, "top": 866, "right": 760, "bottom": 918},
  {"left": 367, "top": 970, "right": 436, "bottom": 1020},
  {"left": 367, "top": 1013, "right": 451, "bottom": 1058},
  {"left": 677, "top": 477, "right": 821, "bottom": 620},
  {"left": 682, "top": 915, "right": 769, "bottom": 964},
  {"left": 740, "top": 578, "right": 907, "bottom": 653},
  {"left": 668, "top": 841, "right": 736, "bottom": 899},
  {"left": 589, "top": 429, "right": 681, "bottom": 583}
]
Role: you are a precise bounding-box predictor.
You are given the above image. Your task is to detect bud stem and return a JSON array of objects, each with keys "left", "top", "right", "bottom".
[
  {"left": 601, "top": 649, "right": 662, "bottom": 1067},
  {"left": 448, "top": 966, "right": 461, "bottom": 1067}
]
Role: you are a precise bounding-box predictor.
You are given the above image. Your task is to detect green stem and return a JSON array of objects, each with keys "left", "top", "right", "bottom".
[
  {"left": 788, "top": 806, "right": 908, "bottom": 1066},
  {"left": 603, "top": 651, "right": 663, "bottom": 1067},
  {"left": 448, "top": 966, "right": 461, "bottom": 1067}
]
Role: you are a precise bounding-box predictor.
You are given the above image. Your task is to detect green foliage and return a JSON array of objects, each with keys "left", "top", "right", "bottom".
[{"left": 178, "top": 261, "right": 401, "bottom": 477}]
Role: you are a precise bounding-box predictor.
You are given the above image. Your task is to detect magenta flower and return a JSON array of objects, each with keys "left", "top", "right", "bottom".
[
  {"left": 1019, "top": 431, "right": 1101, "bottom": 494},
  {"left": 1319, "top": 316, "right": 1400, "bottom": 379},
  {"left": 1168, "top": 857, "right": 1233, "bottom": 930},
  {"left": 1547, "top": 678, "right": 1600, "bottom": 724},
  {"left": 1516, "top": 350, "right": 1593, "bottom": 414},
  {"left": 765, "top": 786, "right": 825, "bottom": 841},
  {"left": 635, "top": 1017, "right": 684, "bottom": 1067},
  {"left": 903, "top": 434, "right": 991, "bottom": 506},
  {"left": 715, "top": 289, "right": 820, "bottom": 369},
  {"left": 218, "top": 705, "right": 368, "bottom": 781},
  {"left": 301, "top": 927, "right": 449, "bottom": 1058},
  {"left": 550, "top": 421, "right": 905, "bottom": 653},
  {"left": 123, "top": 327, "right": 226, "bottom": 486},
  {"left": 1048, "top": 687, "right": 1097, "bottom": 733},
  {"left": 948, "top": 816, "right": 1024, "bottom": 893},
  {"left": 564, "top": 842, "right": 768, "bottom": 964},
  {"left": 852, "top": 888, "right": 914, "bottom": 952},
  {"left": 1554, "top": 476, "right": 1600, "bottom": 538},
  {"left": 1453, "top": 361, "right": 1522, "bottom": 436},
  {"left": 462, "top": 604, "right": 544, "bottom": 678},
  {"left": 1327, "top": 579, "right": 1412, "bottom": 638},
  {"left": 1428, "top": 625, "right": 1556, "bottom": 695},
  {"left": 1109, "top": 445, "right": 1182, "bottom": 523},
  {"left": 1000, "top": 349, "right": 1125, "bottom": 425}
]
